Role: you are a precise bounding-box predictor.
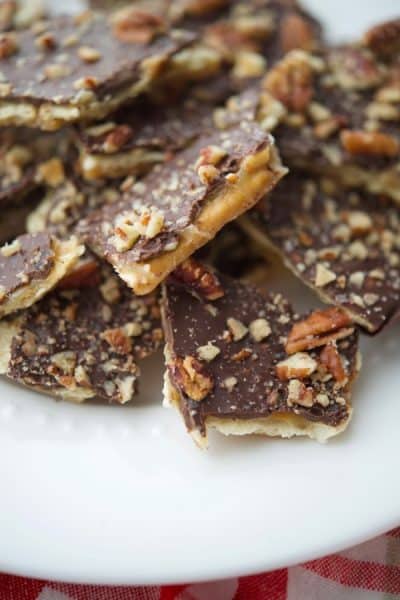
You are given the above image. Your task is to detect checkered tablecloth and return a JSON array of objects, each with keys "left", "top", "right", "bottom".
[{"left": 1, "top": 528, "right": 400, "bottom": 599}]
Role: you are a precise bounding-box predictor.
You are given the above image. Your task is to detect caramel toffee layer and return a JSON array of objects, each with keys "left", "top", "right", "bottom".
[
  {"left": 257, "top": 26, "right": 400, "bottom": 199},
  {"left": 4, "top": 262, "right": 163, "bottom": 403},
  {"left": 245, "top": 172, "right": 400, "bottom": 333},
  {"left": 0, "top": 12, "right": 194, "bottom": 128},
  {"left": 162, "top": 260, "right": 359, "bottom": 443},
  {"left": 77, "top": 116, "right": 279, "bottom": 278}
]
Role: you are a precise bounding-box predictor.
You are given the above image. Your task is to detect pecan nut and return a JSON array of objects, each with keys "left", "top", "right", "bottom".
[
  {"left": 103, "top": 125, "right": 135, "bottom": 153},
  {"left": 364, "top": 18, "right": 400, "bottom": 59},
  {"left": 171, "top": 258, "right": 224, "bottom": 301},
  {"left": 263, "top": 51, "right": 314, "bottom": 113},
  {"left": 111, "top": 7, "right": 165, "bottom": 44},
  {"left": 172, "top": 355, "right": 213, "bottom": 401},
  {"left": 340, "top": 129, "right": 400, "bottom": 157},
  {"left": 276, "top": 352, "right": 317, "bottom": 380},
  {"left": 320, "top": 342, "right": 348, "bottom": 385},
  {"left": 286, "top": 307, "right": 353, "bottom": 354},
  {"left": 102, "top": 327, "right": 132, "bottom": 355}
]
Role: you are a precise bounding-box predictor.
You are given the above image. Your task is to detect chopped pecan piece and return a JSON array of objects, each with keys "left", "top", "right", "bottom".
[
  {"left": 364, "top": 18, "right": 400, "bottom": 59},
  {"left": 320, "top": 342, "right": 348, "bottom": 385},
  {"left": 276, "top": 352, "right": 317, "bottom": 380},
  {"left": 78, "top": 45, "right": 101, "bottom": 63},
  {"left": 172, "top": 258, "right": 224, "bottom": 301},
  {"left": 172, "top": 355, "right": 213, "bottom": 401},
  {"left": 102, "top": 327, "right": 132, "bottom": 354},
  {"left": 231, "top": 348, "right": 252, "bottom": 362},
  {"left": 103, "top": 125, "right": 135, "bottom": 153},
  {"left": 35, "top": 32, "right": 57, "bottom": 51},
  {"left": 111, "top": 7, "right": 165, "bottom": 44},
  {"left": 263, "top": 51, "right": 314, "bottom": 113},
  {"left": 286, "top": 307, "right": 353, "bottom": 354},
  {"left": 340, "top": 129, "right": 400, "bottom": 157},
  {"left": 279, "top": 13, "right": 316, "bottom": 53},
  {"left": 287, "top": 379, "right": 314, "bottom": 407}
]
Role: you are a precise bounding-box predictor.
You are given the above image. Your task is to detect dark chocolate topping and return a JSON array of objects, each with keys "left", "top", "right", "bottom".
[
  {"left": 0, "top": 232, "right": 55, "bottom": 300},
  {"left": 0, "top": 13, "right": 194, "bottom": 104},
  {"left": 249, "top": 171, "right": 400, "bottom": 332},
  {"left": 78, "top": 94, "right": 212, "bottom": 155},
  {"left": 163, "top": 268, "right": 358, "bottom": 436},
  {"left": 8, "top": 262, "right": 162, "bottom": 402},
  {"left": 78, "top": 116, "right": 271, "bottom": 263}
]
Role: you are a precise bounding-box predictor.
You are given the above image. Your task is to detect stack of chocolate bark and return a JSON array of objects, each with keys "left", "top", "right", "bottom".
[{"left": 0, "top": 0, "right": 397, "bottom": 448}]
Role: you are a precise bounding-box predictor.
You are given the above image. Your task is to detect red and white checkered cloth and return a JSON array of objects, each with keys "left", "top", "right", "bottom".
[{"left": 1, "top": 528, "right": 400, "bottom": 599}]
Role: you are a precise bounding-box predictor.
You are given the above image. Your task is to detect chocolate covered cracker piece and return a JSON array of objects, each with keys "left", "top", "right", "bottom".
[
  {"left": 161, "top": 259, "right": 360, "bottom": 448},
  {"left": 0, "top": 11, "right": 195, "bottom": 130},
  {"left": 0, "top": 232, "right": 83, "bottom": 318},
  {"left": 0, "top": 261, "right": 162, "bottom": 402},
  {"left": 256, "top": 24, "right": 400, "bottom": 203},
  {"left": 78, "top": 111, "right": 285, "bottom": 295},
  {"left": 76, "top": 93, "right": 213, "bottom": 180},
  {"left": 27, "top": 176, "right": 122, "bottom": 239},
  {"left": 242, "top": 172, "right": 400, "bottom": 333}
]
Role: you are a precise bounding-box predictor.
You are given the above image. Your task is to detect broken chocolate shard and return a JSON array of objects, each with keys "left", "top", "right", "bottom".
[
  {"left": 243, "top": 171, "right": 400, "bottom": 333},
  {"left": 161, "top": 259, "right": 360, "bottom": 448},
  {"left": 0, "top": 260, "right": 163, "bottom": 403},
  {"left": 0, "top": 12, "right": 196, "bottom": 130},
  {"left": 0, "top": 232, "right": 83, "bottom": 318}
]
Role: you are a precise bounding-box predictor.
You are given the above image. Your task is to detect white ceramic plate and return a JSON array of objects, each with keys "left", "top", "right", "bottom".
[{"left": 1, "top": 0, "right": 400, "bottom": 586}]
